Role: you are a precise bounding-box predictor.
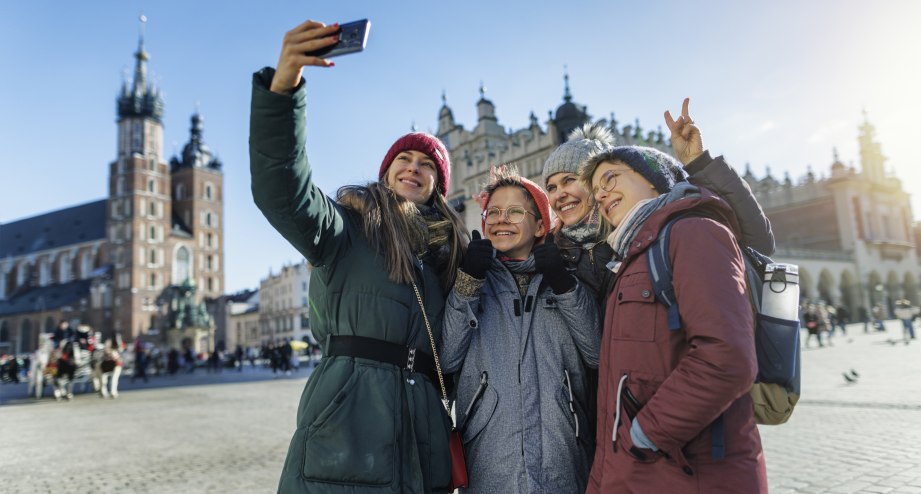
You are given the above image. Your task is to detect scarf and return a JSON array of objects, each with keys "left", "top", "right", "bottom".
[
  {"left": 607, "top": 182, "right": 701, "bottom": 266},
  {"left": 500, "top": 254, "right": 536, "bottom": 297},
  {"left": 559, "top": 204, "right": 603, "bottom": 247}
]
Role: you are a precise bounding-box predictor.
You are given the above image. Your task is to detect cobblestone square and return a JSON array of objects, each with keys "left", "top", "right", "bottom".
[{"left": 1, "top": 321, "right": 919, "bottom": 493}]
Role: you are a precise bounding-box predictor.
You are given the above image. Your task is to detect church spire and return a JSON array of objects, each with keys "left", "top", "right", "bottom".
[
  {"left": 117, "top": 15, "right": 164, "bottom": 122},
  {"left": 858, "top": 109, "right": 887, "bottom": 183}
]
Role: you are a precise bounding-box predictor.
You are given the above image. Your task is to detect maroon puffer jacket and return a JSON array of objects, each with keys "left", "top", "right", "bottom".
[{"left": 588, "top": 189, "right": 768, "bottom": 494}]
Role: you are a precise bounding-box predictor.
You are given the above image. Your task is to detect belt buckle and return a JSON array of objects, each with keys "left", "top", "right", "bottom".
[{"left": 406, "top": 348, "right": 416, "bottom": 373}]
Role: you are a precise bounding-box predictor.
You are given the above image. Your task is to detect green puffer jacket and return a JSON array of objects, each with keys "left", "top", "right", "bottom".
[{"left": 250, "top": 68, "right": 452, "bottom": 494}]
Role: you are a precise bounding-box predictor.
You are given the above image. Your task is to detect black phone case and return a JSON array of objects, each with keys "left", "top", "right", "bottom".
[{"left": 306, "top": 19, "right": 370, "bottom": 58}]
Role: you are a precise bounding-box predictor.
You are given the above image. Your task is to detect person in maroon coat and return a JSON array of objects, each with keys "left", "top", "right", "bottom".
[{"left": 579, "top": 103, "right": 768, "bottom": 493}]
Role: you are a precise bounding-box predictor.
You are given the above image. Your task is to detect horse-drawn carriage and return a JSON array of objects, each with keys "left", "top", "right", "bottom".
[{"left": 27, "top": 328, "right": 122, "bottom": 400}]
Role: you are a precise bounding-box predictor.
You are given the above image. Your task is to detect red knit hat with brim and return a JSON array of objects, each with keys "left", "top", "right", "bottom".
[
  {"left": 379, "top": 132, "right": 451, "bottom": 197},
  {"left": 480, "top": 176, "right": 552, "bottom": 236}
]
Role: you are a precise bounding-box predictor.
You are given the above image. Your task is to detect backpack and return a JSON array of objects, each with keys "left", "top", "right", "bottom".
[{"left": 646, "top": 214, "right": 801, "bottom": 457}]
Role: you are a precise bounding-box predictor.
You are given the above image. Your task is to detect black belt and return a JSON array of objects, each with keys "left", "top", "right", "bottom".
[{"left": 326, "top": 335, "right": 439, "bottom": 385}]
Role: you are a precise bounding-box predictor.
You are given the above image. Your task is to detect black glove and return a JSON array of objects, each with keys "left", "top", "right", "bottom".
[
  {"left": 533, "top": 242, "right": 576, "bottom": 294},
  {"left": 461, "top": 230, "right": 494, "bottom": 279}
]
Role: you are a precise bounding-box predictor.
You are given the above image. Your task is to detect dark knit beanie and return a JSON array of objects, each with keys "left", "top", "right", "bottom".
[
  {"left": 481, "top": 176, "right": 552, "bottom": 233},
  {"left": 580, "top": 146, "right": 687, "bottom": 194},
  {"left": 379, "top": 132, "right": 451, "bottom": 197},
  {"left": 541, "top": 123, "right": 615, "bottom": 186}
]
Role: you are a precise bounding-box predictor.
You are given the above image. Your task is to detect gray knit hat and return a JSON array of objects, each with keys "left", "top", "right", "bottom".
[
  {"left": 541, "top": 123, "right": 615, "bottom": 186},
  {"left": 580, "top": 146, "right": 688, "bottom": 194}
]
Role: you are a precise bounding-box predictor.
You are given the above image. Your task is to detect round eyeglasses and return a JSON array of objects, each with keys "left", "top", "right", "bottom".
[
  {"left": 482, "top": 206, "right": 538, "bottom": 225},
  {"left": 593, "top": 169, "right": 635, "bottom": 194}
]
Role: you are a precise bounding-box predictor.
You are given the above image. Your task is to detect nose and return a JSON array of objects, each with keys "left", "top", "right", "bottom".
[{"left": 594, "top": 187, "right": 608, "bottom": 203}]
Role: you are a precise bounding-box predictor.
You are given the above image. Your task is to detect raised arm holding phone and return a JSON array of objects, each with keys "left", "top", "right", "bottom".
[{"left": 250, "top": 19, "right": 467, "bottom": 494}]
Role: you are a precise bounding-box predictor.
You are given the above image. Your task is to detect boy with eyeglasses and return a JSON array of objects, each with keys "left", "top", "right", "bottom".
[{"left": 440, "top": 166, "right": 600, "bottom": 493}]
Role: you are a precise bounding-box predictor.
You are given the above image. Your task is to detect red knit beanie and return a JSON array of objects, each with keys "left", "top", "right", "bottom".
[
  {"left": 481, "top": 176, "right": 552, "bottom": 234},
  {"left": 379, "top": 132, "right": 450, "bottom": 197}
]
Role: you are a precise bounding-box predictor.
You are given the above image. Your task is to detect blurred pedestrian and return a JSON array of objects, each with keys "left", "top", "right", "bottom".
[{"left": 894, "top": 300, "right": 916, "bottom": 343}]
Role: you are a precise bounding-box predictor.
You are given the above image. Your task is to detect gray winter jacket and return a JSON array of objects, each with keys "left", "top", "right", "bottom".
[{"left": 441, "top": 261, "right": 600, "bottom": 494}]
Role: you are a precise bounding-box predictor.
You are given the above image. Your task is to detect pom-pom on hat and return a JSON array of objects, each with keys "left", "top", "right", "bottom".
[
  {"left": 580, "top": 146, "right": 687, "bottom": 194},
  {"left": 379, "top": 132, "right": 451, "bottom": 197},
  {"left": 542, "top": 123, "right": 615, "bottom": 186}
]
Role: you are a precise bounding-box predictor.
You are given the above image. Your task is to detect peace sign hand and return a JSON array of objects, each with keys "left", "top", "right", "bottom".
[{"left": 664, "top": 98, "right": 704, "bottom": 166}]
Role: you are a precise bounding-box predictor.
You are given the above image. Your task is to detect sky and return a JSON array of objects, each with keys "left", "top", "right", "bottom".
[{"left": 2, "top": 1, "right": 920, "bottom": 294}]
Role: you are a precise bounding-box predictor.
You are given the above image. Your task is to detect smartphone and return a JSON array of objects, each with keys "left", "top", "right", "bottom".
[{"left": 306, "top": 19, "right": 371, "bottom": 58}]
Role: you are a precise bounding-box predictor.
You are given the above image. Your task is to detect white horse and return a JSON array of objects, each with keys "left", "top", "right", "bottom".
[
  {"left": 27, "top": 334, "right": 54, "bottom": 399},
  {"left": 91, "top": 343, "right": 122, "bottom": 398}
]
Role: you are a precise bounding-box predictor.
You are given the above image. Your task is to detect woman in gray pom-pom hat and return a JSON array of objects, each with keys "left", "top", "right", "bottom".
[{"left": 542, "top": 98, "right": 775, "bottom": 312}]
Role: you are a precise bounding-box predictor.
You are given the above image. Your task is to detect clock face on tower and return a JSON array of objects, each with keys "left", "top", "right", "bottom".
[{"left": 132, "top": 121, "right": 142, "bottom": 153}]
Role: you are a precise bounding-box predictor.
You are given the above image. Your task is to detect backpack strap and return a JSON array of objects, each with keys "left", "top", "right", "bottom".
[
  {"left": 646, "top": 214, "right": 691, "bottom": 331},
  {"left": 646, "top": 213, "right": 732, "bottom": 460}
]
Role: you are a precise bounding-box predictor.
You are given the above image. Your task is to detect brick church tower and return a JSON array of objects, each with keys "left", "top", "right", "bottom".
[{"left": 106, "top": 29, "right": 224, "bottom": 342}]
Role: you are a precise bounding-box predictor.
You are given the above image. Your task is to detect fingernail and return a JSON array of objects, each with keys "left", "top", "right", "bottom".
[
  {"left": 329, "top": 62, "right": 335, "bottom": 67},
  {"left": 332, "top": 22, "right": 340, "bottom": 27}
]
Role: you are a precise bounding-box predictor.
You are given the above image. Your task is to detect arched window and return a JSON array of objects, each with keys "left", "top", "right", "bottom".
[
  {"left": 149, "top": 201, "right": 157, "bottom": 217},
  {"left": 39, "top": 258, "right": 51, "bottom": 286},
  {"left": 150, "top": 225, "right": 157, "bottom": 241},
  {"left": 149, "top": 272, "right": 157, "bottom": 289},
  {"left": 205, "top": 183, "right": 213, "bottom": 200},
  {"left": 176, "top": 183, "right": 185, "bottom": 200},
  {"left": 116, "top": 177, "right": 125, "bottom": 196},
  {"left": 18, "top": 262, "right": 30, "bottom": 287},
  {"left": 148, "top": 179, "right": 156, "bottom": 193},
  {"left": 205, "top": 212, "right": 212, "bottom": 227},
  {"left": 149, "top": 248, "right": 157, "bottom": 265},
  {"left": 173, "top": 246, "right": 191, "bottom": 283},
  {"left": 58, "top": 253, "right": 69, "bottom": 283},
  {"left": 81, "top": 251, "right": 93, "bottom": 278}
]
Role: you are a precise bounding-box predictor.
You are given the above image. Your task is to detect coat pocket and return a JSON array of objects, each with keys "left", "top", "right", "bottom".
[
  {"left": 560, "top": 372, "right": 590, "bottom": 447},
  {"left": 302, "top": 363, "right": 398, "bottom": 485},
  {"left": 461, "top": 386, "right": 498, "bottom": 445},
  {"left": 612, "top": 274, "right": 659, "bottom": 342}
]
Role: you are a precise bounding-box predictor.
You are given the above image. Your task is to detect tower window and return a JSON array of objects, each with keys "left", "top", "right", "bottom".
[
  {"left": 176, "top": 183, "right": 185, "bottom": 200},
  {"left": 150, "top": 226, "right": 157, "bottom": 241},
  {"left": 148, "top": 179, "right": 156, "bottom": 193},
  {"left": 149, "top": 248, "right": 157, "bottom": 265},
  {"left": 149, "top": 201, "right": 157, "bottom": 217},
  {"left": 205, "top": 183, "right": 213, "bottom": 200}
]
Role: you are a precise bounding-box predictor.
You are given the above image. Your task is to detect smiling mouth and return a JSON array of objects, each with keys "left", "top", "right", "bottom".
[
  {"left": 604, "top": 199, "right": 621, "bottom": 214},
  {"left": 491, "top": 231, "right": 515, "bottom": 237},
  {"left": 559, "top": 202, "right": 580, "bottom": 213},
  {"left": 398, "top": 178, "right": 421, "bottom": 188}
]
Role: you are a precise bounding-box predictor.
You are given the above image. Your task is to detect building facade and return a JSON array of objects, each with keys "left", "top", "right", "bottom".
[
  {"left": 438, "top": 76, "right": 670, "bottom": 228},
  {"left": 742, "top": 114, "right": 919, "bottom": 316},
  {"left": 258, "top": 261, "right": 312, "bottom": 346},
  {"left": 224, "top": 289, "right": 260, "bottom": 351},
  {"left": 438, "top": 79, "right": 920, "bottom": 317},
  {"left": 0, "top": 35, "right": 224, "bottom": 354}
]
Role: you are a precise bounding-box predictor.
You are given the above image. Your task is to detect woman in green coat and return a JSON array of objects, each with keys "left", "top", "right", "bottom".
[{"left": 250, "top": 20, "right": 469, "bottom": 493}]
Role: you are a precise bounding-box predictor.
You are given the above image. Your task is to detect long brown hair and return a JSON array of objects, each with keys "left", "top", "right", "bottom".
[{"left": 337, "top": 182, "right": 468, "bottom": 291}]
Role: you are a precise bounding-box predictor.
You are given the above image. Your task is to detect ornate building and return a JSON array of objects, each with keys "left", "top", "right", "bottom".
[
  {"left": 438, "top": 79, "right": 919, "bottom": 317},
  {"left": 438, "top": 74, "right": 670, "bottom": 228},
  {"left": 743, "top": 113, "right": 919, "bottom": 316},
  {"left": 0, "top": 33, "right": 224, "bottom": 354}
]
